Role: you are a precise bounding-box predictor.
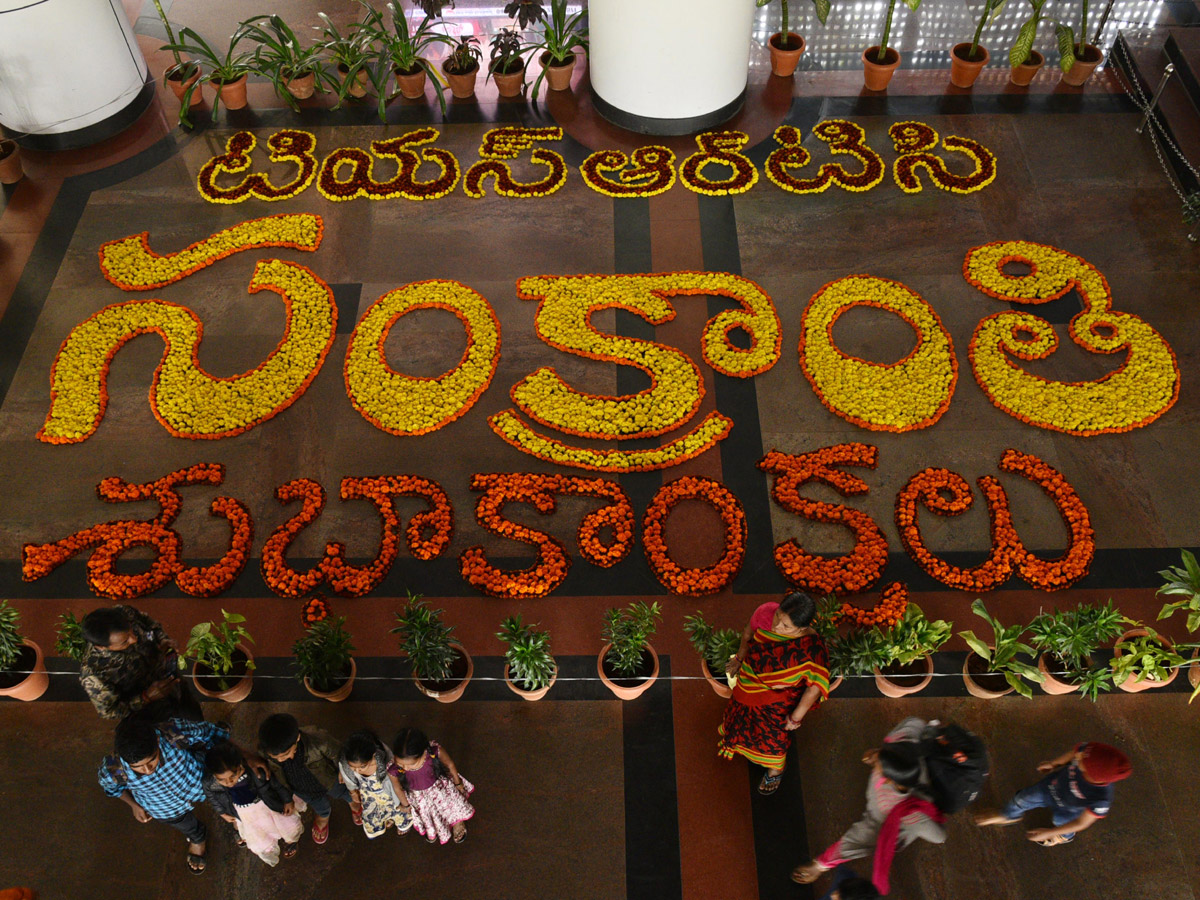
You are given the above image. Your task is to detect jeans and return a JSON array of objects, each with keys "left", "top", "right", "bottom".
[
  {"left": 1000, "top": 777, "right": 1083, "bottom": 839},
  {"left": 295, "top": 781, "right": 352, "bottom": 818},
  {"left": 161, "top": 810, "right": 207, "bottom": 844}
]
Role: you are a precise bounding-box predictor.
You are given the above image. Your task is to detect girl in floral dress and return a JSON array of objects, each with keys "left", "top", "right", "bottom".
[
  {"left": 337, "top": 731, "right": 412, "bottom": 839},
  {"left": 392, "top": 728, "right": 475, "bottom": 844}
]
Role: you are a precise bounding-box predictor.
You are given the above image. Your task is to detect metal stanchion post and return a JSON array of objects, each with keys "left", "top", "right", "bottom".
[{"left": 1136, "top": 64, "right": 1174, "bottom": 135}]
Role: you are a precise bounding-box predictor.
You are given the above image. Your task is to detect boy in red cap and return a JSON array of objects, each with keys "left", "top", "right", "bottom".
[{"left": 975, "top": 742, "right": 1131, "bottom": 845}]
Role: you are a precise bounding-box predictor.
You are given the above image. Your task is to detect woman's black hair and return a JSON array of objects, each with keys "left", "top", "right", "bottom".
[
  {"left": 114, "top": 716, "right": 159, "bottom": 763},
  {"left": 258, "top": 714, "right": 301, "bottom": 756},
  {"left": 81, "top": 607, "right": 132, "bottom": 647},
  {"left": 778, "top": 591, "right": 817, "bottom": 628},
  {"left": 342, "top": 730, "right": 384, "bottom": 765},
  {"left": 878, "top": 742, "right": 923, "bottom": 789},
  {"left": 837, "top": 874, "right": 881, "bottom": 900},
  {"left": 204, "top": 741, "right": 244, "bottom": 777}
]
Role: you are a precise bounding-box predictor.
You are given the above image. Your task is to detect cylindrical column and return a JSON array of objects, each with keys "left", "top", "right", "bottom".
[
  {"left": 588, "top": 0, "right": 756, "bottom": 135},
  {"left": 0, "top": 0, "right": 152, "bottom": 150}
]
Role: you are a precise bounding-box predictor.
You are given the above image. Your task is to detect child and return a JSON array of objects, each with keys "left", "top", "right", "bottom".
[
  {"left": 391, "top": 727, "right": 475, "bottom": 845},
  {"left": 338, "top": 730, "right": 413, "bottom": 839},
  {"left": 203, "top": 741, "right": 303, "bottom": 867},
  {"left": 258, "top": 714, "right": 351, "bottom": 845},
  {"left": 975, "top": 741, "right": 1131, "bottom": 845}
]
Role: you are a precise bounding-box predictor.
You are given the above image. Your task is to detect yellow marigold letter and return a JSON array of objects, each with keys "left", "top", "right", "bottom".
[
  {"left": 965, "top": 241, "right": 1180, "bottom": 435},
  {"left": 799, "top": 275, "right": 957, "bottom": 432},
  {"left": 39, "top": 260, "right": 336, "bottom": 443},
  {"left": 345, "top": 280, "right": 501, "bottom": 435}
]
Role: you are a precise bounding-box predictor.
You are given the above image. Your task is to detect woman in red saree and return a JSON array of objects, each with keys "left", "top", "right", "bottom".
[{"left": 717, "top": 592, "right": 830, "bottom": 794}]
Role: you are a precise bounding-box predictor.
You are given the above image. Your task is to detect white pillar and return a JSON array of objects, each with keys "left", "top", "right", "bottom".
[
  {"left": 588, "top": 0, "right": 756, "bottom": 133},
  {"left": 0, "top": 0, "right": 149, "bottom": 148}
]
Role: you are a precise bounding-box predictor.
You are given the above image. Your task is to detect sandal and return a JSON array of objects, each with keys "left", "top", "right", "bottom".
[
  {"left": 312, "top": 821, "right": 329, "bottom": 845},
  {"left": 351, "top": 805, "right": 363, "bottom": 827},
  {"left": 186, "top": 853, "right": 207, "bottom": 874},
  {"left": 1036, "top": 835, "right": 1073, "bottom": 847},
  {"left": 453, "top": 825, "right": 467, "bottom": 844},
  {"left": 758, "top": 772, "right": 784, "bottom": 795},
  {"left": 281, "top": 842, "right": 299, "bottom": 859}
]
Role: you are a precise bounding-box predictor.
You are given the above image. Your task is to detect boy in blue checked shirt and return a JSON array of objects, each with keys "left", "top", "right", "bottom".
[{"left": 98, "top": 716, "right": 266, "bottom": 873}]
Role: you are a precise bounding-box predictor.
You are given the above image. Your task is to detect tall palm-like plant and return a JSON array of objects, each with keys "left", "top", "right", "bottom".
[
  {"left": 523, "top": 0, "right": 588, "bottom": 101},
  {"left": 1055, "top": 0, "right": 1094, "bottom": 72},
  {"left": 874, "top": 0, "right": 922, "bottom": 64},
  {"left": 755, "top": 0, "right": 832, "bottom": 51},
  {"left": 1009, "top": 0, "right": 1047, "bottom": 66},
  {"left": 163, "top": 25, "right": 256, "bottom": 126},
  {"left": 150, "top": 0, "right": 196, "bottom": 79},
  {"left": 963, "top": 0, "right": 1005, "bottom": 61}
]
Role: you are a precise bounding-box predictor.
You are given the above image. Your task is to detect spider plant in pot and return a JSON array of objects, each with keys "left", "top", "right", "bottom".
[
  {"left": 379, "top": 0, "right": 456, "bottom": 115},
  {"left": 862, "top": 0, "right": 921, "bottom": 91},
  {"left": 950, "top": 0, "right": 1004, "bottom": 88},
  {"left": 1028, "top": 599, "right": 1126, "bottom": 697},
  {"left": 488, "top": 28, "right": 526, "bottom": 97},
  {"left": 1055, "top": 0, "right": 1103, "bottom": 86},
  {"left": 293, "top": 615, "right": 357, "bottom": 701},
  {"left": 163, "top": 25, "right": 256, "bottom": 126},
  {"left": 1156, "top": 548, "right": 1200, "bottom": 692},
  {"left": 872, "top": 604, "right": 951, "bottom": 698},
  {"left": 316, "top": 8, "right": 377, "bottom": 101},
  {"left": 523, "top": 0, "right": 589, "bottom": 101},
  {"left": 392, "top": 593, "right": 472, "bottom": 702},
  {"left": 1110, "top": 624, "right": 1187, "bottom": 693},
  {"left": 755, "top": 0, "right": 831, "bottom": 77},
  {"left": 0, "top": 600, "right": 49, "bottom": 702},
  {"left": 683, "top": 611, "right": 741, "bottom": 698},
  {"left": 442, "top": 34, "right": 482, "bottom": 99},
  {"left": 181, "top": 609, "right": 255, "bottom": 702},
  {"left": 242, "top": 14, "right": 336, "bottom": 107},
  {"left": 55, "top": 612, "right": 88, "bottom": 666},
  {"left": 497, "top": 614, "right": 557, "bottom": 700},
  {"left": 150, "top": 0, "right": 201, "bottom": 106},
  {"left": 958, "top": 599, "right": 1044, "bottom": 699},
  {"left": 1008, "top": 0, "right": 1048, "bottom": 85},
  {"left": 599, "top": 600, "right": 661, "bottom": 700}
]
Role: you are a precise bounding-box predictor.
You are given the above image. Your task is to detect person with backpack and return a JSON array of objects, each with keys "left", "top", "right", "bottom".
[{"left": 792, "top": 717, "right": 984, "bottom": 894}]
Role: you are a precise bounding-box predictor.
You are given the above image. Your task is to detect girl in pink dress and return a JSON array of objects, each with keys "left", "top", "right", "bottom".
[{"left": 391, "top": 728, "right": 475, "bottom": 844}]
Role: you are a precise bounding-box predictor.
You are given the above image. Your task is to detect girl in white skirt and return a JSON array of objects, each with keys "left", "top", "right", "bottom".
[
  {"left": 203, "top": 741, "right": 303, "bottom": 866},
  {"left": 391, "top": 728, "right": 475, "bottom": 844}
]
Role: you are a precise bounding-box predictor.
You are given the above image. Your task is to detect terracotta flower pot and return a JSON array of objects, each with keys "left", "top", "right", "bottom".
[
  {"left": 700, "top": 657, "right": 733, "bottom": 699},
  {"left": 540, "top": 50, "right": 576, "bottom": 91},
  {"left": 950, "top": 42, "right": 989, "bottom": 88},
  {"left": 873, "top": 655, "right": 933, "bottom": 698},
  {"left": 598, "top": 642, "right": 660, "bottom": 700},
  {"left": 492, "top": 65, "right": 525, "bottom": 98},
  {"left": 0, "top": 140, "right": 23, "bottom": 186},
  {"left": 0, "top": 639, "right": 49, "bottom": 702},
  {"left": 284, "top": 70, "right": 316, "bottom": 100},
  {"left": 1060, "top": 43, "right": 1103, "bottom": 87},
  {"left": 394, "top": 67, "right": 428, "bottom": 100},
  {"left": 209, "top": 73, "right": 249, "bottom": 110},
  {"left": 414, "top": 643, "right": 473, "bottom": 703},
  {"left": 504, "top": 662, "right": 557, "bottom": 701},
  {"left": 1009, "top": 49, "right": 1044, "bottom": 86},
  {"left": 338, "top": 64, "right": 369, "bottom": 98},
  {"left": 862, "top": 46, "right": 901, "bottom": 91},
  {"left": 768, "top": 32, "right": 805, "bottom": 77},
  {"left": 192, "top": 644, "right": 254, "bottom": 703},
  {"left": 443, "top": 60, "right": 479, "bottom": 99},
  {"left": 963, "top": 651, "right": 1013, "bottom": 699},
  {"left": 166, "top": 67, "right": 203, "bottom": 107},
  {"left": 1113, "top": 628, "right": 1179, "bottom": 692},
  {"left": 1038, "top": 653, "right": 1087, "bottom": 695},
  {"left": 304, "top": 657, "right": 356, "bottom": 702}
]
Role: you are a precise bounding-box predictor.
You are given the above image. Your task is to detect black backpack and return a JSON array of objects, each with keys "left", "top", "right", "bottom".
[{"left": 920, "top": 722, "right": 988, "bottom": 814}]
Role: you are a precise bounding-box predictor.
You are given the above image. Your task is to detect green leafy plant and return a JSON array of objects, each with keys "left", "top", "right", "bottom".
[
  {"left": 240, "top": 14, "right": 337, "bottom": 110},
  {"left": 150, "top": 0, "right": 198, "bottom": 81},
  {"left": 504, "top": 0, "right": 545, "bottom": 29},
  {"left": 496, "top": 614, "right": 556, "bottom": 691},
  {"left": 877, "top": 603, "right": 952, "bottom": 667},
  {"left": 55, "top": 612, "right": 88, "bottom": 664},
  {"left": 1054, "top": 0, "right": 1095, "bottom": 73},
  {"left": 445, "top": 34, "right": 482, "bottom": 75},
  {"left": 682, "top": 612, "right": 741, "bottom": 675},
  {"left": 181, "top": 610, "right": 255, "bottom": 691},
  {"left": 1074, "top": 665, "right": 1114, "bottom": 702},
  {"left": 962, "top": 0, "right": 1005, "bottom": 61},
  {"left": 958, "top": 598, "right": 1044, "bottom": 698},
  {"left": 1028, "top": 599, "right": 1126, "bottom": 700},
  {"left": 873, "top": 0, "right": 921, "bottom": 64},
  {"left": 755, "top": 0, "right": 832, "bottom": 50},
  {"left": 0, "top": 601, "right": 25, "bottom": 672},
  {"left": 392, "top": 593, "right": 459, "bottom": 683},
  {"left": 488, "top": 28, "right": 525, "bottom": 79},
  {"left": 376, "top": 0, "right": 457, "bottom": 116},
  {"left": 1110, "top": 626, "right": 1187, "bottom": 688},
  {"left": 293, "top": 616, "right": 355, "bottom": 693},
  {"left": 163, "top": 25, "right": 256, "bottom": 126},
  {"left": 829, "top": 628, "right": 891, "bottom": 678},
  {"left": 1156, "top": 549, "right": 1200, "bottom": 633},
  {"left": 523, "top": 0, "right": 588, "bottom": 101},
  {"left": 315, "top": 8, "right": 381, "bottom": 105},
  {"left": 602, "top": 600, "right": 661, "bottom": 676},
  {"left": 1009, "top": 0, "right": 1047, "bottom": 66}
]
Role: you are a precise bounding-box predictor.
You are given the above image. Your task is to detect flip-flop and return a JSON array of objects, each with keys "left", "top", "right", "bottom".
[
  {"left": 281, "top": 842, "right": 299, "bottom": 859},
  {"left": 351, "top": 807, "right": 364, "bottom": 826},
  {"left": 312, "top": 821, "right": 329, "bottom": 845},
  {"left": 453, "top": 827, "right": 467, "bottom": 844},
  {"left": 1036, "top": 835, "right": 1072, "bottom": 847},
  {"left": 790, "top": 864, "right": 826, "bottom": 884},
  {"left": 758, "top": 772, "right": 783, "bottom": 795},
  {"left": 186, "top": 853, "right": 207, "bottom": 874}
]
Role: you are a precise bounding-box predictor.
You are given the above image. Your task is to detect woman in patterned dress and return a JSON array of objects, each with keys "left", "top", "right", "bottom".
[
  {"left": 717, "top": 592, "right": 831, "bottom": 795},
  {"left": 338, "top": 731, "right": 413, "bottom": 839},
  {"left": 392, "top": 728, "right": 475, "bottom": 844}
]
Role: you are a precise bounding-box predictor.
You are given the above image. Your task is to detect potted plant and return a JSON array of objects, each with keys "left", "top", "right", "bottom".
[
  {"left": 523, "top": 0, "right": 589, "bottom": 101},
  {"left": 1028, "top": 599, "right": 1126, "bottom": 697},
  {"left": 862, "top": 0, "right": 921, "bottom": 91},
  {"left": 316, "top": 8, "right": 377, "bottom": 100},
  {"left": 0, "top": 601, "right": 49, "bottom": 702},
  {"left": 242, "top": 14, "right": 335, "bottom": 107},
  {"left": 392, "top": 593, "right": 473, "bottom": 702},
  {"left": 378, "top": 0, "right": 456, "bottom": 114},
  {"left": 598, "top": 600, "right": 661, "bottom": 700},
  {"left": 872, "top": 604, "right": 951, "bottom": 698},
  {"left": 150, "top": 0, "right": 201, "bottom": 106},
  {"left": 293, "top": 615, "right": 356, "bottom": 701},
  {"left": 1110, "top": 624, "right": 1186, "bottom": 693},
  {"left": 827, "top": 629, "right": 892, "bottom": 695},
  {"left": 950, "top": 0, "right": 1003, "bottom": 88},
  {"left": 496, "top": 614, "right": 557, "bottom": 700},
  {"left": 1008, "top": 0, "right": 1048, "bottom": 85},
  {"left": 487, "top": 28, "right": 526, "bottom": 98},
  {"left": 182, "top": 610, "right": 255, "bottom": 702},
  {"left": 0, "top": 139, "right": 21, "bottom": 185},
  {"left": 957, "top": 599, "right": 1044, "bottom": 699},
  {"left": 1055, "top": 0, "right": 1103, "bottom": 86},
  {"left": 442, "top": 35, "right": 482, "bottom": 99},
  {"left": 163, "top": 25, "right": 256, "bottom": 126},
  {"left": 54, "top": 612, "right": 87, "bottom": 665},
  {"left": 755, "top": 0, "right": 831, "bottom": 77},
  {"left": 683, "top": 612, "right": 741, "bottom": 698},
  {"left": 1157, "top": 548, "right": 1200, "bottom": 692}
]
